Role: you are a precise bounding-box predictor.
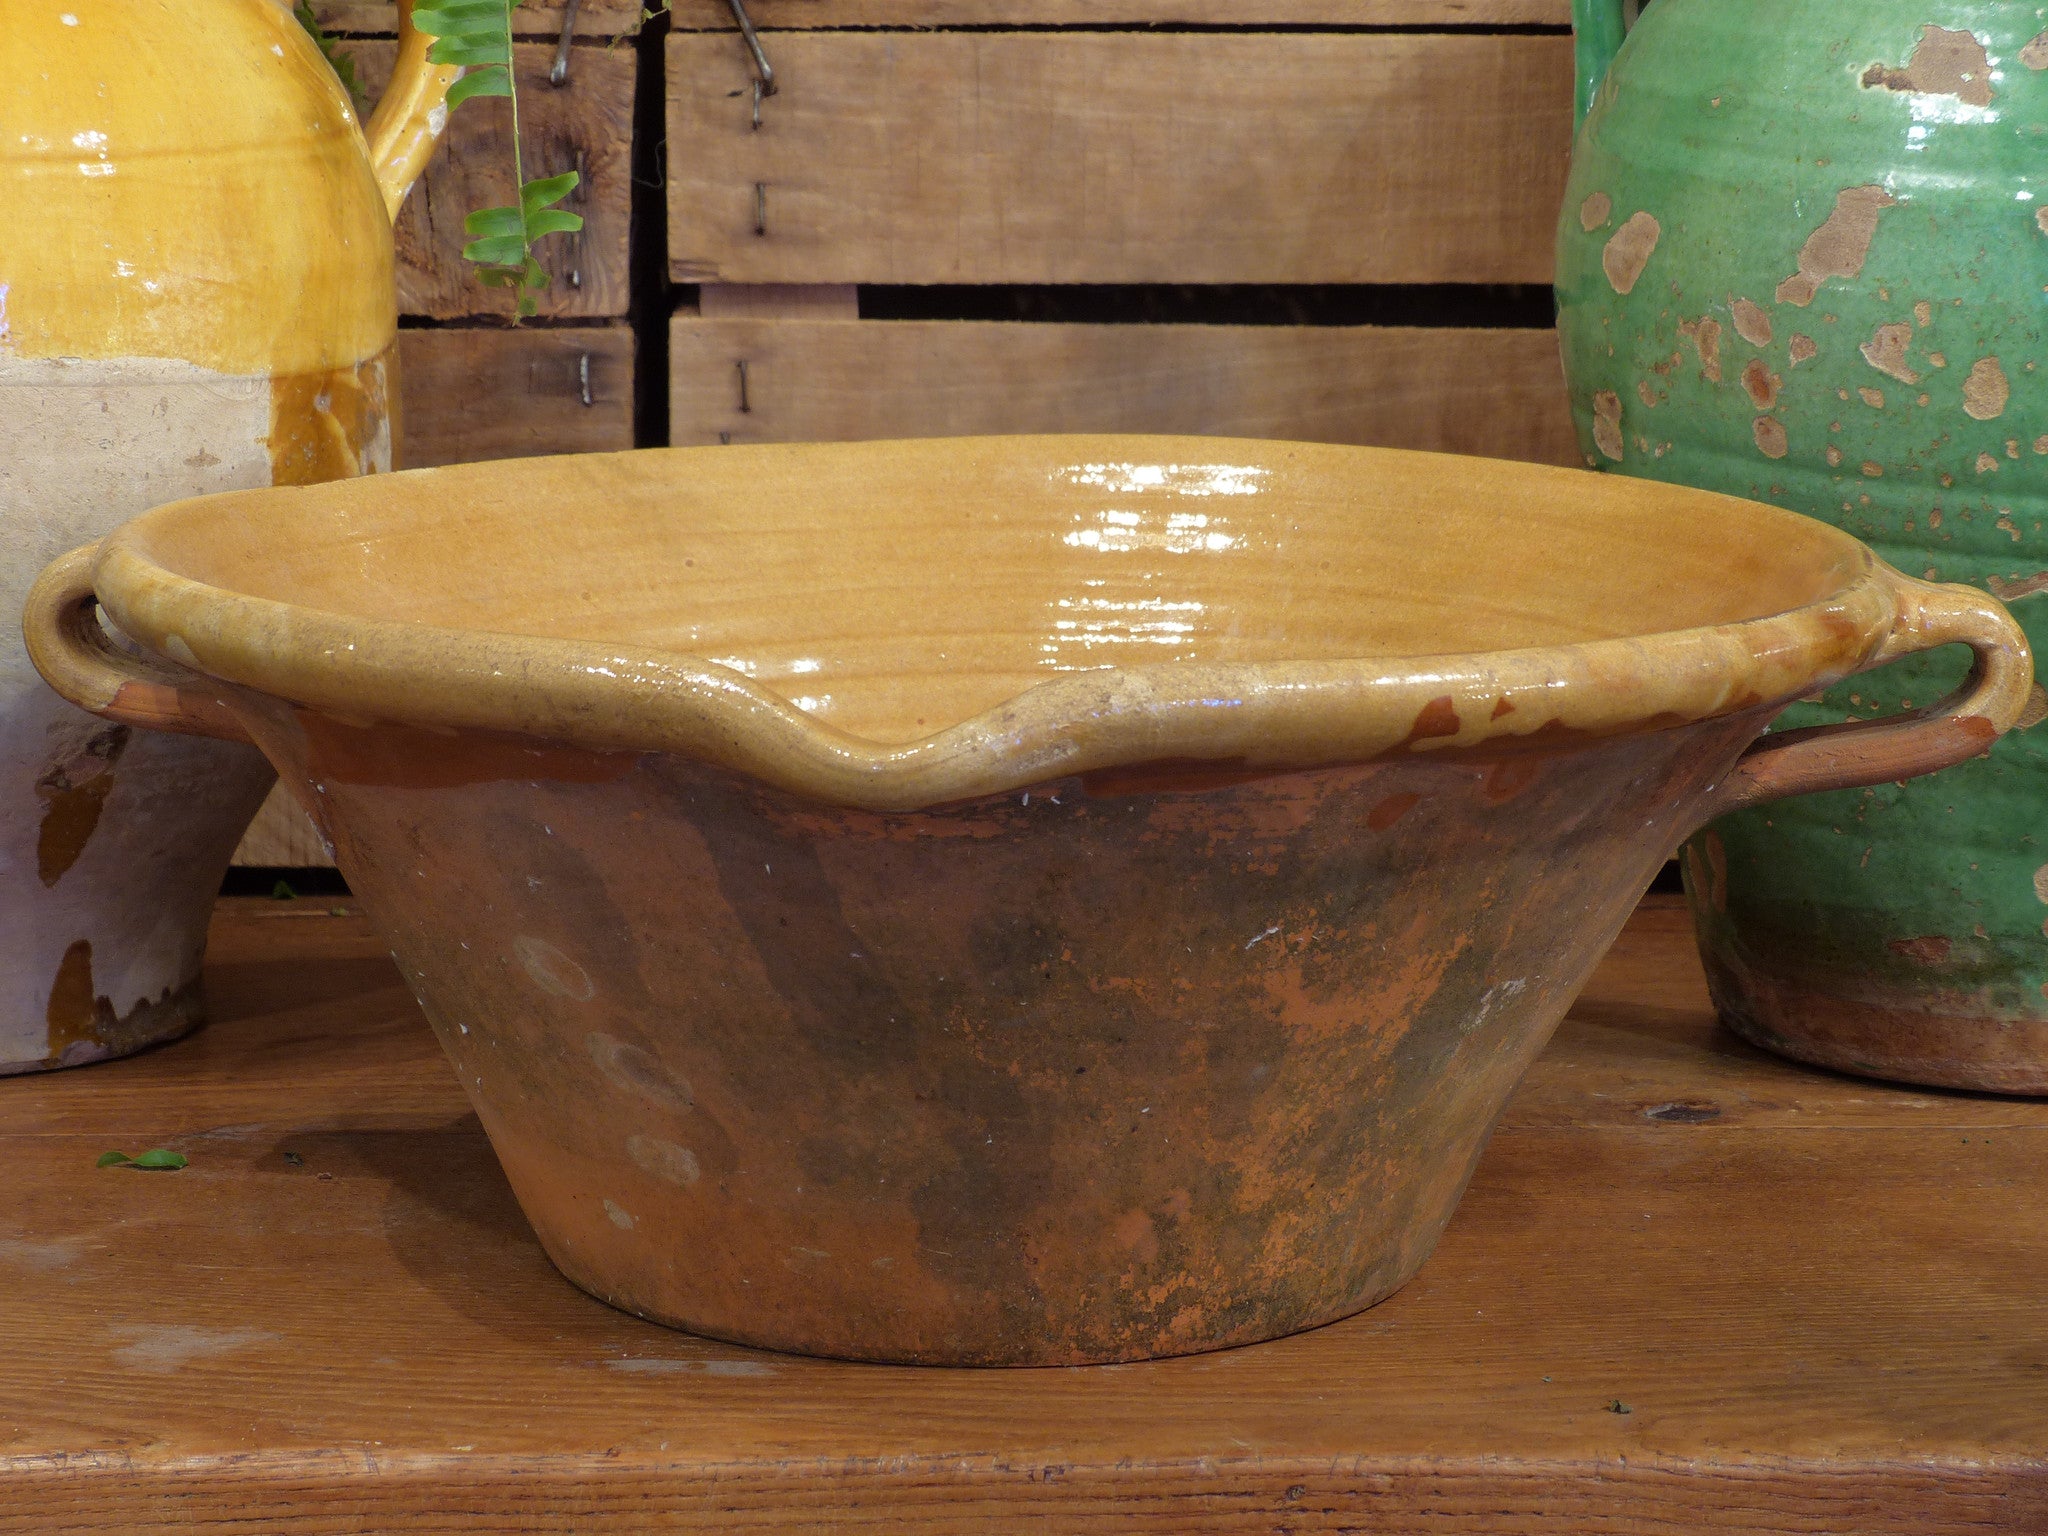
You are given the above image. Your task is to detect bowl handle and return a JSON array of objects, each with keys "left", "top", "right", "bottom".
[
  {"left": 1701, "top": 572, "right": 2032, "bottom": 821},
  {"left": 22, "top": 544, "right": 255, "bottom": 746}
]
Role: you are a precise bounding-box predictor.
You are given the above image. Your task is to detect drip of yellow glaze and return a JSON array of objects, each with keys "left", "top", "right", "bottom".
[
  {"left": 34, "top": 725, "right": 132, "bottom": 887},
  {"left": 268, "top": 349, "right": 394, "bottom": 486},
  {"left": 45, "top": 940, "right": 104, "bottom": 1062}
]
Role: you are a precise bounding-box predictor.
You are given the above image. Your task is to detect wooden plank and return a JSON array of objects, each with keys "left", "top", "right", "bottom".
[
  {"left": 230, "top": 325, "right": 634, "bottom": 867},
  {"left": 313, "top": 0, "right": 642, "bottom": 36},
  {"left": 668, "top": 32, "right": 1573, "bottom": 286},
  {"left": 671, "top": 317, "right": 1578, "bottom": 464},
  {"left": 355, "top": 40, "right": 634, "bottom": 321},
  {"left": 395, "top": 324, "right": 635, "bottom": 468},
  {"left": 2, "top": 899, "right": 2046, "bottom": 1532},
  {"left": 667, "top": 0, "right": 1571, "bottom": 24}
]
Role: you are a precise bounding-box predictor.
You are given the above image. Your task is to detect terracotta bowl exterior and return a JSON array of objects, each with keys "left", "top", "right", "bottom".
[{"left": 24, "top": 437, "right": 2031, "bottom": 1364}]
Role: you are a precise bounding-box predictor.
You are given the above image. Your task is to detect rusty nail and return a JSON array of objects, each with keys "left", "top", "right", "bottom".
[
  {"left": 569, "top": 150, "right": 586, "bottom": 288},
  {"left": 736, "top": 359, "right": 751, "bottom": 414}
]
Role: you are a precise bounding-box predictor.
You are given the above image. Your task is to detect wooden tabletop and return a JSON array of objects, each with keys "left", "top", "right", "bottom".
[{"left": 5, "top": 895, "right": 2045, "bottom": 1533}]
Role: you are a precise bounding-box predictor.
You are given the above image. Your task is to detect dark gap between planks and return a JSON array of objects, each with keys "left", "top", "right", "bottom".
[{"left": 673, "top": 284, "right": 1559, "bottom": 328}]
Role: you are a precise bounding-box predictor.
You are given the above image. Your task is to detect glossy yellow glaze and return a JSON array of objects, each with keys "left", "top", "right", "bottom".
[
  {"left": 364, "top": 13, "right": 464, "bottom": 223},
  {"left": 32, "top": 437, "right": 2032, "bottom": 812},
  {"left": 0, "top": 0, "right": 449, "bottom": 375}
]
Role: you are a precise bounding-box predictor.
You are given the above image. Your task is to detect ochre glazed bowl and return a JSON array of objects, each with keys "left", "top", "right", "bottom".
[{"left": 25, "top": 437, "right": 2032, "bottom": 1364}]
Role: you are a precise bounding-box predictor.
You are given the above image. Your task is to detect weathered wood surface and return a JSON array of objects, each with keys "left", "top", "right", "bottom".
[
  {"left": 394, "top": 325, "right": 635, "bottom": 467},
  {"left": 672, "top": 317, "right": 1578, "bottom": 464},
  {"left": 669, "top": 32, "right": 1574, "bottom": 286},
  {"left": 667, "top": 0, "right": 1570, "bottom": 26},
  {"left": 313, "top": 0, "right": 642, "bottom": 36},
  {"left": 354, "top": 41, "right": 634, "bottom": 320},
  {"left": 3, "top": 896, "right": 2045, "bottom": 1532},
  {"left": 230, "top": 325, "right": 634, "bottom": 867}
]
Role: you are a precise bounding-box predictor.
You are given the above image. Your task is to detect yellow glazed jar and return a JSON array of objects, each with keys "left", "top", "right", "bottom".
[{"left": 0, "top": 0, "right": 454, "bottom": 1071}]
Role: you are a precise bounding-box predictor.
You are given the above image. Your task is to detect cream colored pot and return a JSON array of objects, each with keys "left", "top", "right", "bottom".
[{"left": 0, "top": 1, "right": 455, "bottom": 1072}]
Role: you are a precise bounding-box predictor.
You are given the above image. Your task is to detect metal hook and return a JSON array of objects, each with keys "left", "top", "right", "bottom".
[
  {"left": 753, "top": 182, "right": 766, "bottom": 237},
  {"left": 569, "top": 148, "right": 586, "bottom": 289},
  {"left": 723, "top": 0, "right": 776, "bottom": 128},
  {"left": 578, "top": 353, "right": 593, "bottom": 408},
  {"left": 550, "top": 0, "right": 582, "bottom": 86},
  {"left": 735, "top": 360, "right": 752, "bottom": 414}
]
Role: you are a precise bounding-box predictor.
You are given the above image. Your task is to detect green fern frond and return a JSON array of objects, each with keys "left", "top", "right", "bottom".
[{"left": 412, "top": 0, "right": 585, "bottom": 317}]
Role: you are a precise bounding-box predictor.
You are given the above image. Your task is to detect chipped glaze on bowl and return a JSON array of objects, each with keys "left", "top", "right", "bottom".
[{"left": 25, "top": 437, "right": 2031, "bottom": 1362}]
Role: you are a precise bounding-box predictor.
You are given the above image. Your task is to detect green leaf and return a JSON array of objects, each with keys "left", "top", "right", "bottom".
[
  {"left": 271, "top": 879, "right": 296, "bottom": 901},
  {"left": 99, "top": 1149, "right": 188, "bottom": 1170},
  {"left": 462, "top": 234, "right": 530, "bottom": 267},
  {"left": 521, "top": 172, "right": 581, "bottom": 215},
  {"left": 414, "top": 0, "right": 508, "bottom": 22},
  {"left": 463, "top": 204, "right": 525, "bottom": 239},
  {"left": 415, "top": 0, "right": 581, "bottom": 320},
  {"left": 444, "top": 67, "right": 513, "bottom": 108},
  {"left": 411, "top": 2, "right": 507, "bottom": 39},
  {"left": 428, "top": 38, "right": 512, "bottom": 71}
]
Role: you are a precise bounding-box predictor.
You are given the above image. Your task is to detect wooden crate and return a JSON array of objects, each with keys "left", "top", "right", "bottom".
[
  {"left": 667, "top": 30, "right": 1572, "bottom": 287},
  {"left": 666, "top": 0, "right": 1570, "bottom": 34},
  {"left": 666, "top": 9, "right": 1577, "bottom": 459}
]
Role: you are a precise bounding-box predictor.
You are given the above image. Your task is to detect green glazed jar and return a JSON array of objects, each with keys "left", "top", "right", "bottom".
[{"left": 1556, "top": 0, "right": 2048, "bottom": 1092}]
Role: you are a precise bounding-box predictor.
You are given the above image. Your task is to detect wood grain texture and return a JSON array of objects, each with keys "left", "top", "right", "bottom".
[
  {"left": 3, "top": 897, "right": 2045, "bottom": 1530},
  {"left": 667, "top": 0, "right": 1570, "bottom": 22},
  {"left": 313, "top": 0, "right": 642, "bottom": 36},
  {"left": 394, "top": 324, "right": 635, "bottom": 467},
  {"left": 356, "top": 41, "right": 634, "bottom": 320},
  {"left": 672, "top": 317, "right": 1578, "bottom": 463},
  {"left": 667, "top": 32, "right": 1574, "bottom": 285}
]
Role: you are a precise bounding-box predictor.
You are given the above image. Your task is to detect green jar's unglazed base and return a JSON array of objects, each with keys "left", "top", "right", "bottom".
[
  {"left": 1691, "top": 877, "right": 2048, "bottom": 1097},
  {"left": 1558, "top": 0, "right": 2048, "bottom": 1091}
]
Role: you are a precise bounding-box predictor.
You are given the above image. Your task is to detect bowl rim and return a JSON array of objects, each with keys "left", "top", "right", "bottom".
[{"left": 86, "top": 439, "right": 1902, "bottom": 811}]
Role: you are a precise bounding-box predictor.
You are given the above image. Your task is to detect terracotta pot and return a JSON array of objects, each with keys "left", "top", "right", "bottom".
[
  {"left": 24, "top": 438, "right": 2031, "bottom": 1362},
  {"left": 0, "top": 1, "right": 455, "bottom": 1073},
  {"left": 1556, "top": 1, "right": 2048, "bottom": 1092}
]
